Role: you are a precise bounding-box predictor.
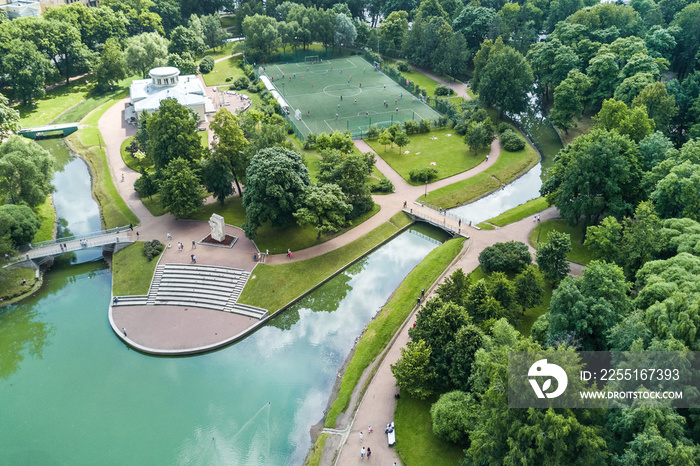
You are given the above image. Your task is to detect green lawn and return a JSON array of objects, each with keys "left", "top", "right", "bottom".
[
  {"left": 189, "top": 195, "right": 381, "bottom": 253},
  {"left": 112, "top": 242, "right": 161, "bottom": 295},
  {"left": 120, "top": 136, "right": 152, "bottom": 172},
  {"left": 324, "top": 237, "right": 466, "bottom": 428},
  {"left": 528, "top": 219, "right": 593, "bottom": 265},
  {"left": 0, "top": 267, "right": 38, "bottom": 303},
  {"left": 17, "top": 78, "right": 93, "bottom": 127},
  {"left": 365, "top": 129, "right": 485, "bottom": 184},
  {"left": 67, "top": 99, "right": 139, "bottom": 228},
  {"left": 52, "top": 76, "right": 138, "bottom": 125},
  {"left": 202, "top": 41, "right": 239, "bottom": 61},
  {"left": 554, "top": 113, "right": 594, "bottom": 148},
  {"left": 202, "top": 55, "right": 247, "bottom": 87},
  {"left": 199, "top": 130, "right": 210, "bottom": 149},
  {"left": 390, "top": 211, "right": 413, "bottom": 229},
  {"left": 140, "top": 193, "right": 168, "bottom": 217},
  {"left": 400, "top": 66, "right": 442, "bottom": 97},
  {"left": 484, "top": 197, "right": 550, "bottom": 227},
  {"left": 220, "top": 15, "right": 236, "bottom": 28},
  {"left": 421, "top": 130, "right": 539, "bottom": 208},
  {"left": 394, "top": 395, "right": 465, "bottom": 466},
  {"left": 239, "top": 221, "right": 401, "bottom": 312},
  {"left": 31, "top": 195, "right": 55, "bottom": 243}
]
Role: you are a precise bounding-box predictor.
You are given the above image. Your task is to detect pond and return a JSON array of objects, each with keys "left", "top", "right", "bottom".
[{"left": 0, "top": 216, "right": 445, "bottom": 464}]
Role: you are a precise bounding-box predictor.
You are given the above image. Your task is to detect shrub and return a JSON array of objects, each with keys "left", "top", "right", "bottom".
[
  {"left": 498, "top": 122, "right": 511, "bottom": 134},
  {"left": 225, "top": 77, "right": 232, "bottom": 82},
  {"left": 247, "top": 85, "right": 259, "bottom": 93},
  {"left": 478, "top": 241, "right": 532, "bottom": 274},
  {"left": 435, "top": 115, "right": 449, "bottom": 128},
  {"left": 396, "top": 61, "right": 410, "bottom": 72},
  {"left": 454, "top": 121, "right": 468, "bottom": 135},
  {"left": 501, "top": 130, "right": 526, "bottom": 152},
  {"left": 418, "top": 119, "right": 431, "bottom": 133},
  {"left": 143, "top": 239, "right": 165, "bottom": 261},
  {"left": 303, "top": 133, "right": 317, "bottom": 150},
  {"left": 403, "top": 119, "right": 420, "bottom": 134},
  {"left": 199, "top": 56, "right": 215, "bottom": 73},
  {"left": 233, "top": 76, "right": 249, "bottom": 90},
  {"left": 365, "top": 124, "right": 380, "bottom": 139},
  {"left": 373, "top": 178, "right": 394, "bottom": 193},
  {"left": 435, "top": 84, "right": 452, "bottom": 96},
  {"left": 244, "top": 64, "right": 255, "bottom": 80},
  {"left": 409, "top": 167, "right": 438, "bottom": 183}
]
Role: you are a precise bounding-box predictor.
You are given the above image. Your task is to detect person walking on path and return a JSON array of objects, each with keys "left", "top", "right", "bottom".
[
  {"left": 366, "top": 447, "right": 371, "bottom": 458},
  {"left": 192, "top": 240, "right": 196, "bottom": 249},
  {"left": 360, "top": 431, "right": 363, "bottom": 443},
  {"left": 360, "top": 447, "right": 365, "bottom": 458},
  {"left": 122, "top": 328, "right": 127, "bottom": 337},
  {"left": 167, "top": 232, "right": 172, "bottom": 240}
]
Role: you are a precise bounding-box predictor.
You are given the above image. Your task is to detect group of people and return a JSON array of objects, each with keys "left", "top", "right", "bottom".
[{"left": 359, "top": 428, "right": 372, "bottom": 459}]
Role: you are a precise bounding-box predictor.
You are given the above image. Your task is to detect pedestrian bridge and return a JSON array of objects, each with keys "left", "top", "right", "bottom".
[
  {"left": 18, "top": 122, "right": 79, "bottom": 140},
  {"left": 404, "top": 202, "right": 472, "bottom": 238},
  {"left": 10, "top": 226, "right": 135, "bottom": 266}
]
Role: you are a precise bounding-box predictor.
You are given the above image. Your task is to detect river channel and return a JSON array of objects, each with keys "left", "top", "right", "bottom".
[{"left": 0, "top": 138, "right": 449, "bottom": 464}]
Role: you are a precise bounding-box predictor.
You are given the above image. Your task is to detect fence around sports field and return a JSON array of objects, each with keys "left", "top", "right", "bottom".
[{"left": 254, "top": 53, "right": 448, "bottom": 140}]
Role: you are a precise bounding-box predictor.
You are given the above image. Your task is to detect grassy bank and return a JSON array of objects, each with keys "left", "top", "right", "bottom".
[
  {"left": 67, "top": 99, "right": 138, "bottom": 229},
  {"left": 420, "top": 131, "right": 538, "bottom": 208},
  {"left": 31, "top": 196, "right": 55, "bottom": 243},
  {"left": 324, "top": 237, "right": 465, "bottom": 428},
  {"left": 239, "top": 221, "right": 400, "bottom": 312},
  {"left": 0, "top": 268, "right": 38, "bottom": 304},
  {"left": 112, "top": 242, "right": 161, "bottom": 296},
  {"left": 302, "top": 433, "right": 330, "bottom": 466},
  {"left": 394, "top": 395, "right": 464, "bottom": 466},
  {"left": 528, "top": 219, "right": 593, "bottom": 265},
  {"left": 484, "top": 197, "right": 549, "bottom": 227}
]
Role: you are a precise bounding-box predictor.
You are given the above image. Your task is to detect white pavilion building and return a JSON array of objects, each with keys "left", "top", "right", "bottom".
[{"left": 129, "top": 67, "right": 208, "bottom": 122}]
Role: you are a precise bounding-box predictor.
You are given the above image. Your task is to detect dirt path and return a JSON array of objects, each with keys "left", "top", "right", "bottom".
[{"left": 412, "top": 66, "right": 471, "bottom": 101}]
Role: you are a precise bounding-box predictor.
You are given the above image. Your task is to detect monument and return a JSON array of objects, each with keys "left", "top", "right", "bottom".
[{"left": 209, "top": 214, "right": 226, "bottom": 242}]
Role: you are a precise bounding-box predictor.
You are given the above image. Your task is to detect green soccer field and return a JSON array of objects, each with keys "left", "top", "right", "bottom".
[{"left": 260, "top": 56, "right": 442, "bottom": 139}]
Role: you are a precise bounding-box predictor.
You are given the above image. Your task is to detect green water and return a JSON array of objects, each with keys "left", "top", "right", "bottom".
[{"left": 0, "top": 229, "right": 440, "bottom": 465}]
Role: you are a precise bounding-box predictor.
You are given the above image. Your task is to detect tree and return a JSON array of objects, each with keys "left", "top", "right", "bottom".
[
  {"left": 430, "top": 391, "right": 479, "bottom": 445},
  {"left": 595, "top": 98, "right": 655, "bottom": 143},
  {"left": 167, "top": 52, "right": 198, "bottom": 75},
  {"left": 446, "top": 324, "right": 484, "bottom": 392},
  {"left": 133, "top": 168, "right": 158, "bottom": 199},
  {"left": 316, "top": 150, "right": 375, "bottom": 219},
  {"left": 44, "top": 20, "right": 97, "bottom": 84},
  {"left": 391, "top": 340, "right": 435, "bottom": 399},
  {"left": 159, "top": 157, "right": 202, "bottom": 218},
  {"left": 478, "top": 241, "right": 532, "bottom": 274},
  {"left": 632, "top": 82, "right": 677, "bottom": 133},
  {"left": 168, "top": 25, "right": 206, "bottom": 57},
  {"left": 547, "top": 261, "right": 631, "bottom": 350},
  {"left": 95, "top": 38, "right": 127, "bottom": 91},
  {"left": 0, "top": 136, "right": 54, "bottom": 207},
  {"left": 334, "top": 13, "right": 357, "bottom": 48},
  {"left": 393, "top": 131, "right": 410, "bottom": 152},
  {"left": 651, "top": 161, "right": 700, "bottom": 221},
  {"left": 378, "top": 10, "right": 408, "bottom": 56},
  {"left": 242, "top": 148, "right": 310, "bottom": 239},
  {"left": 242, "top": 14, "right": 281, "bottom": 59},
  {"left": 377, "top": 129, "right": 393, "bottom": 151},
  {"left": 294, "top": 183, "right": 352, "bottom": 238},
  {"left": 0, "top": 204, "right": 41, "bottom": 247},
  {"left": 126, "top": 32, "right": 169, "bottom": 78},
  {"left": 200, "top": 13, "right": 227, "bottom": 50},
  {"left": 146, "top": 98, "right": 204, "bottom": 170},
  {"left": 584, "top": 216, "right": 623, "bottom": 265},
  {"left": 549, "top": 70, "right": 591, "bottom": 133},
  {"left": 586, "top": 53, "right": 620, "bottom": 110},
  {"left": 453, "top": 6, "right": 498, "bottom": 53},
  {"left": 540, "top": 129, "right": 643, "bottom": 225},
  {"left": 672, "top": 3, "right": 700, "bottom": 78},
  {"left": 465, "top": 118, "right": 496, "bottom": 154},
  {"left": 0, "top": 39, "right": 54, "bottom": 104},
  {"left": 209, "top": 108, "right": 248, "bottom": 195},
  {"left": 0, "top": 94, "right": 20, "bottom": 139},
  {"left": 477, "top": 44, "right": 534, "bottom": 116},
  {"left": 536, "top": 230, "right": 571, "bottom": 283},
  {"left": 613, "top": 72, "right": 656, "bottom": 105},
  {"left": 201, "top": 151, "right": 234, "bottom": 205},
  {"left": 514, "top": 265, "right": 545, "bottom": 312}
]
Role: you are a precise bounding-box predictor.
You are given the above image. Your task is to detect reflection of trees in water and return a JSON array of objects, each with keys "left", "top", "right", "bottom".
[
  {"left": 54, "top": 218, "right": 78, "bottom": 264},
  {"left": 267, "top": 258, "right": 370, "bottom": 331},
  {"left": 0, "top": 304, "right": 53, "bottom": 379}
]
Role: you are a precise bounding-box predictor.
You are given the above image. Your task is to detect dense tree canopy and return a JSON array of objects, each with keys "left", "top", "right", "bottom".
[
  {"left": 0, "top": 136, "right": 54, "bottom": 208},
  {"left": 146, "top": 98, "right": 204, "bottom": 170}
]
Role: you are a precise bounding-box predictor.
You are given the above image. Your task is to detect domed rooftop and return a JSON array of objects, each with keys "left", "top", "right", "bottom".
[{"left": 149, "top": 67, "right": 180, "bottom": 79}]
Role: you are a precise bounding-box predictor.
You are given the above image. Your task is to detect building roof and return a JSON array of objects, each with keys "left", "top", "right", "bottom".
[
  {"left": 149, "top": 67, "right": 180, "bottom": 79},
  {"left": 130, "top": 74, "right": 206, "bottom": 114}
]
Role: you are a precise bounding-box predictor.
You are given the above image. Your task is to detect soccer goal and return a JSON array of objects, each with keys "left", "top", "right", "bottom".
[
  {"left": 305, "top": 55, "right": 319, "bottom": 64},
  {"left": 295, "top": 109, "right": 302, "bottom": 120},
  {"left": 373, "top": 61, "right": 381, "bottom": 70}
]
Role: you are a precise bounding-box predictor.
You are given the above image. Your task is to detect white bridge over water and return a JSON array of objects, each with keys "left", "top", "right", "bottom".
[
  {"left": 9, "top": 226, "right": 135, "bottom": 267},
  {"left": 404, "top": 202, "right": 474, "bottom": 238}
]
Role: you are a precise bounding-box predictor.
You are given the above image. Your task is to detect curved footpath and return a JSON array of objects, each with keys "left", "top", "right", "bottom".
[{"left": 97, "top": 95, "right": 503, "bottom": 354}]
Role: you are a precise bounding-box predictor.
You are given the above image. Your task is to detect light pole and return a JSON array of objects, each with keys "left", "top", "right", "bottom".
[{"left": 424, "top": 180, "right": 428, "bottom": 198}]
